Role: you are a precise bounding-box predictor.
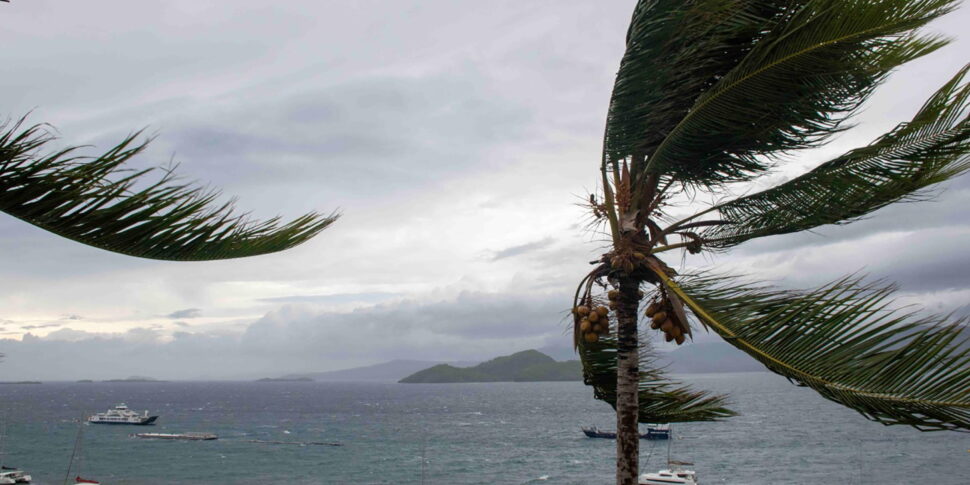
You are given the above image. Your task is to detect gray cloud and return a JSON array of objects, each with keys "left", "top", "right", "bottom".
[
  {"left": 491, "top": 237, "right": 556, "bottom": 261},
  {"left": 258, "top": 292, "right": 399, "bottom": 305},
  {"left": 61, "top": 314, "right": 83, "bottom": 320},
  {"left": 173, "top": 321, "right": 191, "bottom": 328},
  {"left": 167, "top": 308, "right": 202, "bottom": 319},
  {"left": 20, "top": 323, "right": 62, "bottom": 330}
]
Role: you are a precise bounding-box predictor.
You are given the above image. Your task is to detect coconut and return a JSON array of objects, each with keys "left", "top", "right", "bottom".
[
  {"left": 670, "top": 324, "right": 682, "bottom": 338},
  {"left": 596, "top": 306, "right": 609, "bottom": 317},
  {"left": 664, "top": 333, "right": 674, "bottom": 342},
  {"left": 645, "top": 302, "right": 661, "bottom": 316},
  {"left": 580, "top": 319, "right": 592, "bottom": 333},
  {"left": 584, "top": 332, "right": 599, "bottom": 343},
  {"left": 598, "top": 325, "right": 610, "bottom": 336},
  {"left": 607, "top": 290, "right": 620, "bottom": 301},
  {"left": 674, "top": 334, "right": 685, "bottom": 345},
  {"left": 588, "top": 311, "right": 600, "bottom": 323},
  {"left": 652, "top": 311, "right": 667, "bottom": 324},
  {"left": 650, "top": 319, "right": 661, "bottom": 330},
  {"left": 576, "top": 305, "right": 590, "bottom": 316},
  {"left": 660, "top": 319, "right": 674, "bottom": 333},
  {"left": 592, "top": 324, "right": 603, "bottom": 334}
]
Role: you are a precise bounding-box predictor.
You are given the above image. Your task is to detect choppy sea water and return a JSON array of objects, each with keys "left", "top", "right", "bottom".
[{"left": 0, "top": 373, "right": 967, "bottom": 484}]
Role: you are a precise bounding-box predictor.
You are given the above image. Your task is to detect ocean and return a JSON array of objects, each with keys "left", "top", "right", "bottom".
[{"left": 0, "top": 373, "right": 967, "bottom": 484}]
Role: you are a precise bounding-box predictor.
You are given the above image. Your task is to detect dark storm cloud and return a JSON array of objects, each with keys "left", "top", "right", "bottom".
[
  {"left": 491, "top": 237, "right": 555, "bottom": 261},
  {"left": 0, "top": 291, "right": 572, "bottom": 380},
  {"left": 167, "top": 308, "right": 202, "bottom": 319}
]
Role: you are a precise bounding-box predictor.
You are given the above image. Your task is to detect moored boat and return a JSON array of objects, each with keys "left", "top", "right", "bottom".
[
  {"left": 0, "top": 467, "right": 31, "bottom": 483},
  {"left": 581, "top": 425, "right": 671, "bottom": 440},
  {"left": 88, "top": 404, "right": 157, "bottom": 425},
  {"left": 639, "top": 461, "right": 698, "bottom": 485}
]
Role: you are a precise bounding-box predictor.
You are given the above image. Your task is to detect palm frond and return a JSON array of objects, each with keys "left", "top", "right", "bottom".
[
  {"left": 0, "top": 117, "right": 337, "bottom": 260},
  {"left": 643, "top": 0, "right": 955, "bottom": 187},
  {"left": 579, "top": 334, "right": 736, "bottom": 423},
  {"left": 604, "top": 0, "right": 787, "bottom": 176},
  {"left": 699, "top": 64, "right": 970, "bottom": 248},
  {"left": 655, "top": 270, "right": 970, "bottom": 431}
]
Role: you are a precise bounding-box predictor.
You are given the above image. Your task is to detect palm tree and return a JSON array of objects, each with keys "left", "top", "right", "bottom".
[
  {"left": 571, "top": 1, "right": 970, "bottom": 483},
  {"left": 0, "top": 117, "right": 336, "bottom": 260}
]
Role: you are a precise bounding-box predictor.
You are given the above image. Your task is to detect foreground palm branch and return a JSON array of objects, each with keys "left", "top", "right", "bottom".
[
  {"left": 661, "top": 271, "right": 970, "bottom": 431},
  {"left": 0, "top": 118, "right": 337, "bottom": 260},
  {"left": 575, "top": 1, "right": 970, "bottom": 481},
  {"left": 699, "top": 65, "right": 970, "bottom": 248}
]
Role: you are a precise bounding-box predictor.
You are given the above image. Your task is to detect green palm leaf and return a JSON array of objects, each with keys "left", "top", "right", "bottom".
[
  {"left": 654, "top": 270, "right": 970, "bottom": 431},
  {"left": 643, "top": 0, "right": 955, "bottom": 187},
  {"left": 604, "top": 0, "right": 787, "bottom": 175},
  {"left": 579, "top": 335, "right": 735, "bottom": 423},
  {"left": 698, "top": 64, "right": 970, "bottom": 248},
  {"left": 0, "top": 118, "right": 337, "bottom": 260}
]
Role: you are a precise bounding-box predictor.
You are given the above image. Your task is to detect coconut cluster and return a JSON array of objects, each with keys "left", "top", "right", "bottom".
[
  {"left": 646, "top": 298, "right": 688, "bottom": 345},
  {"left": 575, "top": 303, "right": 611, "bottom": 344}
]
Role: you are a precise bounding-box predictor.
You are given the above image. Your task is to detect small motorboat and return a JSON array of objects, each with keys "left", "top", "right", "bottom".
[{"left": 639, "top": 461, "right": 698, "bottom": 484}]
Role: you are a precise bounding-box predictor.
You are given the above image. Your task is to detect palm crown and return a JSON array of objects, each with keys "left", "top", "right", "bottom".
[{"left": 573, "top": 1, "right": 970, "bottom": 468}]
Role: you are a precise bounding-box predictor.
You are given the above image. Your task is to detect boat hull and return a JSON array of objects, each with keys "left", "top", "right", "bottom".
[
  {"left": 582, "top": 427, "right": 670, "bottom": 440},
  {"left": 89, "top": 415, "right": 157, "bottom": 425}
]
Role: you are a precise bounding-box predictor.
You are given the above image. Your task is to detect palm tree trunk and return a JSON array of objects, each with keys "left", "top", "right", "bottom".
[{"left": 615, "top": 274, "right": 640, "bottom": 485}]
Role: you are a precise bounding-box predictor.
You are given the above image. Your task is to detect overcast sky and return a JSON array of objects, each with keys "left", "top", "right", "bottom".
[{"left": 1, "top": 1, "right": 968, "bottom": 380}]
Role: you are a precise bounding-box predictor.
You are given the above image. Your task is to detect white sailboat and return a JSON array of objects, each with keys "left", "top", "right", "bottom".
[{"left": 638, "top": 426, "right": 698, "bottom": 485}]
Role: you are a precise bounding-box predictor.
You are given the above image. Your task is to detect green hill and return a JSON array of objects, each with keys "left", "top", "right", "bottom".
[{"left": 399, "top": 350, "right": 582, "bottom": 383}]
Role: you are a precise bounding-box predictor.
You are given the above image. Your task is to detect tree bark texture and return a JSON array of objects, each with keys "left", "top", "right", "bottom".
[{"left": 615, "top": 275, "right": 640, "bottom": 485}]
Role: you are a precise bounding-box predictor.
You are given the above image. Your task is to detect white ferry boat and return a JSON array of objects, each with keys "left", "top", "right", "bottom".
[{"left": 88, "top": 403, "right": 157, "bottom": 425}]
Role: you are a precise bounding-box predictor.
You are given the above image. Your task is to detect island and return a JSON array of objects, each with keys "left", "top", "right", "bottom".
[
  {"left": 103, "top": 376, "right": 167, "bottom": 383},
  {"left": 255, "top": 377, "right": 314, "bottom": 382},
  {"left": 0, "top": 381, "right": 42, "bottom": 385},
  {"left": 399, "top": 349, "right": 582, "bottom": 383}
]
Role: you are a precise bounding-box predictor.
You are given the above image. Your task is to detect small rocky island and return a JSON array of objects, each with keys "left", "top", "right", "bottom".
[
  {"left": 103, "top": 376, "right": 166, "bottom": 383},
  {"left": 399, "top": 350, "right": 581, "bottom": 383},
  {"left": 256, "top": 377, "right": 314, "bottom": 382}
]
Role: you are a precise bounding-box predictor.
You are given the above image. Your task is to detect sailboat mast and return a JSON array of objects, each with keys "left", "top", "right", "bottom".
[
  {"left": 666, "top": 426, "right": 672, "bottom": 466},
  {"left": 64, "top": 418, "right": 84, "bottom": 485}
]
